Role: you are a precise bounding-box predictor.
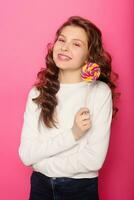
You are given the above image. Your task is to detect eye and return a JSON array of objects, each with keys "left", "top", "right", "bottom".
[
  {"left": 73, "top": 43, "right": 81, "bottom": 47},
  {"left": 57, "top": 38, "right": 65, "bottom": 42}
]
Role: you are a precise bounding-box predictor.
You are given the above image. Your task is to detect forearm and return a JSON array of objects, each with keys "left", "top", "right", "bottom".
[{"left": 19, "top": 123, "right": 79, "bottom": 166}]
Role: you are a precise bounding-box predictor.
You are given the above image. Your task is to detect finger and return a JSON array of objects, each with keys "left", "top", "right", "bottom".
[
  {"left": 81, "top": 119, "right": 91, "bottom": 125},
  {"left": 78, "top": 107, "right": 90, "bottom": 115},
  {"left": 82, "top": 122, "right": 91, "bottom": 127},
  {"left": 81, "top": 114, "right": 90, "bottom": 121}
]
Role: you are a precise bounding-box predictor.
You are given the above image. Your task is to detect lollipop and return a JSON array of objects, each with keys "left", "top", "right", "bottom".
[{"left": 81, "top": 62, "right": 101, "bottom": 82}]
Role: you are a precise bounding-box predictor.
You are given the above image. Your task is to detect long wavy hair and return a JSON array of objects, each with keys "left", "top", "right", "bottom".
[{"left": 32, "top": 16, "right": 120, "bottom": 129}]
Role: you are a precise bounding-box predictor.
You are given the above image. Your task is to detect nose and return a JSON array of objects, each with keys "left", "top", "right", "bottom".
[{"left": 61, "top": 42, "right": 70, "bottom": 51}]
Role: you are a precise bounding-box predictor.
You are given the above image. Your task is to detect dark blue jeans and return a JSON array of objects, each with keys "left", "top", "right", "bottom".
[{"left": 29, "top": 171, "right": 99, "bottom": 200}]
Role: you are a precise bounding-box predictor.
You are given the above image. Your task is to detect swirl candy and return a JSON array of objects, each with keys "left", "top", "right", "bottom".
[{"left": 81, "top": 62, "right": 101, "bottom": 82}]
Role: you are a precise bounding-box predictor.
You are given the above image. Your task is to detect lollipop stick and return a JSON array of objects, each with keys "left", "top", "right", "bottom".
[{"left": 84, "top": 91, "right": 89, "bottom": 108}]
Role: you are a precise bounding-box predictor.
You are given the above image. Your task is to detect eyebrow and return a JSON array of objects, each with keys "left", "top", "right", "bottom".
[{"left": 58, "top": 34, "right": 86, "bottom": 45}]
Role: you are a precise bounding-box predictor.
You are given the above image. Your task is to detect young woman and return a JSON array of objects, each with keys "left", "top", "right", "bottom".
[{"left": 18, "top": 16, "right": 119, "bottom": 200}]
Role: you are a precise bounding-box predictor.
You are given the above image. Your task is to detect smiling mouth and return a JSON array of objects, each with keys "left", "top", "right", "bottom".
[{"left": 57, "top": 53, "right": 72, "bottom": 61}]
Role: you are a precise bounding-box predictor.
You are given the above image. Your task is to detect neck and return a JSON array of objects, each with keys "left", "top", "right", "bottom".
[{"left": 58, "top": 69, "right": 83, "bottom": 84}]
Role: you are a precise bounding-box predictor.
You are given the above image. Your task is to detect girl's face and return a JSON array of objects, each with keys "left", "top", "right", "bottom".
[{"left": 53, "top": 25, "right": 89, "bottom": 71}]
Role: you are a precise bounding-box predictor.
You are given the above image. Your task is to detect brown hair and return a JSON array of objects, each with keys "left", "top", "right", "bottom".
[{"left": 32, "top": 16, "right": 120, "bottom": 128}]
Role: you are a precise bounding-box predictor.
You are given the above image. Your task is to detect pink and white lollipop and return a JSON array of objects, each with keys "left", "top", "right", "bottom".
[{"left": 81, "top": 62, "right": 101, "bottom": 82}]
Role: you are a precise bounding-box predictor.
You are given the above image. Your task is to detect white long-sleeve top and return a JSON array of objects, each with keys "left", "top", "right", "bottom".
[{"left": 18, "top": 80, "right": 113, "bottom": 178}]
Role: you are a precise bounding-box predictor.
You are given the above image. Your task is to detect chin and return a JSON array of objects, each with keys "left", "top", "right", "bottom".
[
  {"left": 54, "top": 61, "right": 70, "bottom": 69},
  {"left": 56, "top": 64, "right": 69, "bottom": 70}
]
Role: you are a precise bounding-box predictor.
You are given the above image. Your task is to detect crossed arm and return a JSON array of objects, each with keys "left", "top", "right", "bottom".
[
  {"left": 18, "top": 87, "right": 79, "bottom": 166},
  {"left": 19, "top": 83, "right": 113, "bottom": 176},
  {"left": 32, "top": 84, "right": 113, "bottom": 176}
]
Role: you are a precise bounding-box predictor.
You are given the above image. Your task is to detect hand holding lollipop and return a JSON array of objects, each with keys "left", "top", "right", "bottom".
[{"left": 72, "top": 62, "right": 100, "bottom": 140}]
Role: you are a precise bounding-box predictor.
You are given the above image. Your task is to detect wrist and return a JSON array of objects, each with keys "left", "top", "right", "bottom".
[{"left": 71, "top": 128, "right": 79, "bottom": 141}]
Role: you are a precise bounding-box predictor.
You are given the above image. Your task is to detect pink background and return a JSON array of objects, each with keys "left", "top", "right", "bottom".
[{"left": 0, "top": 0, "right": 133, "bottom": 199}]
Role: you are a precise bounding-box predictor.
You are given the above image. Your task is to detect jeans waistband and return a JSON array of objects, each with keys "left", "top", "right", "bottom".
[{"left": 33, "top": 171, "right": 98, "bottom": 183}]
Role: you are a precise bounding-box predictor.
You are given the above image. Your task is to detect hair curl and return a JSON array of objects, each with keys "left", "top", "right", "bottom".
[{"left": 32, "top": 16, "right": 120, "bottom": 128}]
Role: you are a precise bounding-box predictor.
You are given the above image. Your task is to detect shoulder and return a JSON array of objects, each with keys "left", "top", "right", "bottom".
[
  {"left": 24, "top": 86, "right": 40, "bottom": 111},
  {"left": 28, "top": 86, "right": 40, "bottom": 99},
  {"left": 90, "top": 80, "right": 112, "bottom": 102},
  {"left": 95, "top": 80, "right": 111, "bottom": 91}
]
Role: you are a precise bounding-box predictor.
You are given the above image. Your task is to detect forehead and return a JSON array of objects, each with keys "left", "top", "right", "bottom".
[{"left": 59, "top": 25, "right": 88, "bottom": 42}]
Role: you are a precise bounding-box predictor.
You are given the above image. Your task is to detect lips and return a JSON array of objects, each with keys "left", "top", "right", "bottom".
[{"left": 57, "top": 53, "right": 72, "bottom": 61}]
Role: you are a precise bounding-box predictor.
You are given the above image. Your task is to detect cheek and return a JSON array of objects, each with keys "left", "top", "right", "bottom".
[
  {"left": 53, "top": 44, "right": 58, "bottom": 58},
  {"left": 53, "top": 44, "right": 57, "bottom": 53},
  {"left": 53, "top": 42, "right": 61, "bottom": 51},
  {"left": 73, "top": 49, "right": 87, "bottom": 63}
]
